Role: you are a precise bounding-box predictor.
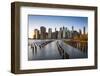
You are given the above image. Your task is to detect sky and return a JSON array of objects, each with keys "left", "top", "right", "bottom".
[{"left": 28, "top": 15, "right": 88, "bottom": 38}]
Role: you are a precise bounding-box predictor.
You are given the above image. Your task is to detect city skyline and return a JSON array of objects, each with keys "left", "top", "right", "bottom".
[
  {"left": 32, "top": 26, "right": 86, "bottom": 39},
  {"left": 28, "top": 15, "right": 88, "bottom": 38}
]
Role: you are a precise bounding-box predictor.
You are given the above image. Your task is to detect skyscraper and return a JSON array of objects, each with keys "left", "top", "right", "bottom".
[
  {"left": 33, "top": 29, "right": 39, "bottom": 39},
  {"left": 55, "top": 28, "right": 57, "bottom": 32},
  {"left": 79, "top": 29, "right": 82, "bottom": 35},
  {"left": 60, "top": 27, "right": 63, "bottom": 31},
  {"left": 58, "top": 31, "right": 62, "bottom": 39},
  {"left": 58, "top": 27, "right": 63, "bottom": 39},
  {"left": 55, "top": 28, "right": 58, "bottom": 39},
  {"left": 48, "top": 28, "right": 52, "bottom": 39},
  {"left": 66, "top": 30, "right": 71, "bottom": 39},
  {"left": 40, "top": 26, "right": 46, "bottom": 39},
  {"left": 83, "top": 26, "right": 85, "bottom": 35},
  {"left": 72, "top": 26, "right": 74, "bottom": 32},
  {"left": 62, "top": 27, "right": 66, "bottom": 38},
  {"left": 72, "top": 26, "right": 74, "bottom": 38}
]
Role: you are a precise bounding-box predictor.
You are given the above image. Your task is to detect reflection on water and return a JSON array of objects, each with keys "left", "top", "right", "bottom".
[{"left": 28, "top": 39, "right": 88, "bottom": 60}]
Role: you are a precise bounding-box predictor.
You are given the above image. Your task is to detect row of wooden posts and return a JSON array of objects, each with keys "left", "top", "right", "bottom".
[
  {"left": 64, "top": 40, "right": 88, "bottom": 53},
  {"left": 30, "top": 40, "right": 53, "bottom": 55},
  {"left": 56, "top": 41, "right": 69, "bottom": 59}
]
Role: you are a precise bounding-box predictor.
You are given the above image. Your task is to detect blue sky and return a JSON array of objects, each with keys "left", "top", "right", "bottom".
[{"left": 28, "top": 15, "right": 88, "bottom": 38}]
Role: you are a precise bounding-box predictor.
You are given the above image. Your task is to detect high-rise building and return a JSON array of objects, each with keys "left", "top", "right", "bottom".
[
  {"left": 48, "top": 28, "right": 52, "bottom": 39},
  {"left": 63, "top": 27, "right": 67, "bottom": 39},
  {"left": 36, "top": 30, "right": 39, "bottom": 39},
  {"left": 40, "top": 26, "right": 46, "bottom": 39},
  {"left": 55, "top": 28, "right": 58, "bottom": 39},
  {"left": 66, "top": 27, "right": 67, "bottom": 31},
  {"left": 83, "top": 26, "right": 85, "bottom": 35},
  {"left": 66, "top": 30, "right": 71, "bottom": 39},
  {"left": 55, "top": 28, "right": 57, "bottom": 32},
  {"left": 62, "top": 27, "right": 66, "bottom": 38},
  {"left": 72, "top": 26, "right": 74, "bottom": 32},
  {"left": 33, "top": 29, "right": 39, "bottom": 39},
  {"left": 71, "top": 26, "right": 74, "bottom": 38},
  {"left": 79, "top": 29, "right": 82, "bottom": 35},
  {"left": 52, "top": 32, "right": 56, "bottom": 39},
  {"left": 58, "top": 31, "right": 62, "bottom": 39},
  {"left": 63, "top": 26, "right": 64, "bottom": 30},
  {"left": 45, "top": 32, "right": 48, "bottom": 39},
  {"left": 73, "top": 31, "right": 80, "bottom": 38},
  {"left": 58, "top": 27, "right": 63, "bottom": 39},
  {"left": 60, "top": 27, "right": 63, "bottom": 31}
]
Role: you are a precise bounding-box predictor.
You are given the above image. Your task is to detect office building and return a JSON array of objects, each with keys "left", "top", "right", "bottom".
[
  {"left": 62, "top": 27, "right": 66, "bottom": 38},
  {"left": 83, "top": 26, "right": 86, "bottom": 35},
  {"left": 40, "top": 26, "right": 46, "bottom": 39},
  {"left": 33, "top": 29, "right": 39, "bottom": 39},
  {"left": 48, "top": 28, "right": 52, "bottom": 39}
]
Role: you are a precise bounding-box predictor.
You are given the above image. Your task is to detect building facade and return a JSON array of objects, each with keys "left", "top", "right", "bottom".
[{"left": 40, "top": 26, "right": 46, "bottom": 39}]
